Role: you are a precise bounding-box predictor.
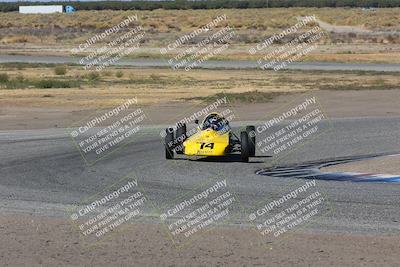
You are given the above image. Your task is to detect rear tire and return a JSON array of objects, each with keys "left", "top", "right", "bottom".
[
  {"left": 175, "top": 123, "right": 186, "bottom": 155},
  {"left": 165, "top": 128, "right": 174, "bottom": 159},
  {"left": 240, "top": 131, "right": 249, "bottom": 162},
  {"left": 246, "top": 126, "right": 256, "bottom": 157}
]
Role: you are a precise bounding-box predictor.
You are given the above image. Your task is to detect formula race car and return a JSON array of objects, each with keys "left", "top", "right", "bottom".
[{"left": 164, "top": 112, "right": 255, "bottom": 162}]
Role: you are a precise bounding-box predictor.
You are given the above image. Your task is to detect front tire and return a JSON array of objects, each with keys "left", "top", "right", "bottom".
[
  {"left": 175, "top": 123, "right": 186, "bottom": 154},
  {"left": 240, "top": 131, "right": 249, "bottom": 162},
  {"left": 246, "top": 126, "right": 256, "bottom": 156},
  {"left": 165, "top": 128, "right": 174, "bottom": 159}
]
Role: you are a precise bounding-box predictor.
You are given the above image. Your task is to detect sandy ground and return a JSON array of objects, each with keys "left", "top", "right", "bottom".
[
  {"left": 323, "top": 155, "right": 400, "bottom": 174},
  {"left": 1, "top": 89, "right": 400, "bottom": 130},
  {"left": 0, "top": 213, "right": 399, "bottom": 267}
]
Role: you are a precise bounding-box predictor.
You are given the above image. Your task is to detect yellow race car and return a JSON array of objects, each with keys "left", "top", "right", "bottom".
[{"left": 164, "top": 113, "right": 255, "bottom": 162}]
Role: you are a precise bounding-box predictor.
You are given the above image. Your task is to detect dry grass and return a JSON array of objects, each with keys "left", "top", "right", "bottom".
[
  {"left": 0, "top": 64, "right": 399, "bottom": 108},
  {"left": 0, "top": 8, "right": 399, "bottom": 63},
  {"left": 1, "top": 8, "right": 399, "bottom": 32},
  {"left": 0, "top": 8, "right": 399, "bottom": 45},
  {"left": 0, "top": 35, "right": 42, "bottom": 44}
]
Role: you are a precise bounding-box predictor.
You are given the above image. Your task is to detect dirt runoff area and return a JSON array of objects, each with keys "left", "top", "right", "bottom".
[
  {"left": 2, "top": 89, "right": 400, "bottom": 131},
  {"left": 323, "top": 155, "right": 400, "bottom": 175},
  {"left": 0, "top": 213, "right": 398, "bottom": 267}
]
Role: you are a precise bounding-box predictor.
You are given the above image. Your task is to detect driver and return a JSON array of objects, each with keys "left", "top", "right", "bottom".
[{"left": 202, "top": 114, "right": 229, "bottom": 132}]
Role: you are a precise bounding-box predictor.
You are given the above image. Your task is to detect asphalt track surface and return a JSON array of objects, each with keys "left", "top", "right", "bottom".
[
  {"left": 1, "top": 117, "right": 400, "bottom": 236},
  {"left": 1, "top": 54, "right": 400, "bottom": 72}
]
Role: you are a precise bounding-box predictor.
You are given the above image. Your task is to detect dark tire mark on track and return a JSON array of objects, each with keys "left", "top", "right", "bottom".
[{"left": 257, "top": 152, "right": 400, "bottom": 182}]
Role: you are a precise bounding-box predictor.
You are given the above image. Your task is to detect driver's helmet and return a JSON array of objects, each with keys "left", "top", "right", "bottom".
[{"left": 201, "top": 113, "right": 228, "bottom": 132}]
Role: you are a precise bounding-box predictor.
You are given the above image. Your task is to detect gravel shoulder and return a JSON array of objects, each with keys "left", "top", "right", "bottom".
[{"left": 1, "top": 213, "right": 399, "bottom": 267}]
